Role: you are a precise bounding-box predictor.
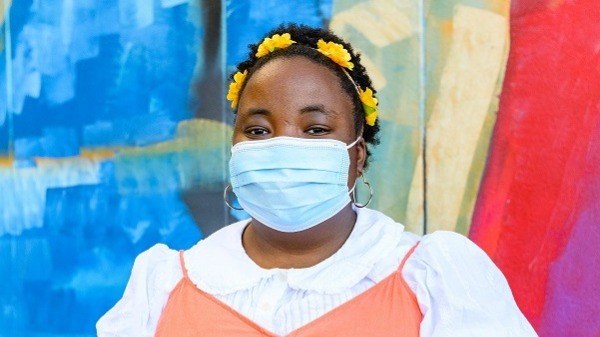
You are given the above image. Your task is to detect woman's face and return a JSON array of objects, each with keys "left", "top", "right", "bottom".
[{"left": 233, "top": 56, "right": 366, "bottom": 184}]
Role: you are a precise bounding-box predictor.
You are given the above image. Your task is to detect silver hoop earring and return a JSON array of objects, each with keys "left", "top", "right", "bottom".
[
  {"left": 353, "top": 174, "right": 373, "bottom": 208},
  {"left": 223, "top": 184, "right": 244, "bottom": 210}
]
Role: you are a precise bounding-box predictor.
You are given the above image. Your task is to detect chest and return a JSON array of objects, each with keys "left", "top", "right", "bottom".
[{"left": 155, "top": 272, "right": 422, "bottom": 337}]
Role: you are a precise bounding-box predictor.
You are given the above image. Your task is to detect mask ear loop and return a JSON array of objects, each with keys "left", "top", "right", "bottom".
[
  {"left": 352, "top": 174, "right": 373, "bottom": 208},
  {"left": 346, "top": 134, "right": 362, "bottom": 149},
  {"left": 223, "top": 184, "right": 244, "bottom": 210}
]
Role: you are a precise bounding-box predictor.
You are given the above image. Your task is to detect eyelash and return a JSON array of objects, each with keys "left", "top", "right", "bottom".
[
  {"left": 306, "top": 126, "right": 329, "bottom": 135},
  {"left": 246, "top": 127, "right": 269, "bottom": 136},
  {"left": 244, "top": 126, "right": 330, "bottom": 137}
]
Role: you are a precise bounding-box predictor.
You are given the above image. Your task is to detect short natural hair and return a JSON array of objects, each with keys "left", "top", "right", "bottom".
[{"left": 231, "top": 24, "right": 381, "bottom": 168}]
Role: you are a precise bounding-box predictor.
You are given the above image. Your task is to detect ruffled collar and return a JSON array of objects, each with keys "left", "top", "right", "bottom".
[{"left": 184, "top": 207, "right": 405, "bottom": 295}]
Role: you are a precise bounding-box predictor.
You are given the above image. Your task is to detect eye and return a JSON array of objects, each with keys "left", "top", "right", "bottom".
[
  {"left": 306, "top": 126, "right": 330, "bottom": 136},
  {"left": 245, "top": 127, "right": 269, "bottom": 136}
]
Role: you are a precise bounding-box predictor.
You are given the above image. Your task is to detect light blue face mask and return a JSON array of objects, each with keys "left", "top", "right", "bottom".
[{"left": 229, "top": 136, "right": 360, "bottom": 233}]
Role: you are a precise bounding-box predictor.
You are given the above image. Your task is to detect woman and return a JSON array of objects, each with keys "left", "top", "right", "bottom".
[{"left": 97, "top": 24, "right": 537, "bottom": 336}]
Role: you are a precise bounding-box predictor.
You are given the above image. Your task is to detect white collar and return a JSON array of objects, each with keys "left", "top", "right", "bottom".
[{"left": 184, "top": 207, "right": 405, "bottom": 295}]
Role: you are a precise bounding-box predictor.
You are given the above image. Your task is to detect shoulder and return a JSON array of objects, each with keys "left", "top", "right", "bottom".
[
  {"left": 132, "top": 243, "right": 182, "bottom": 290},
  {"left": 135, "top": 243, "right": 179, "bottom": 266},
  {"left": 404, "top": 231, "right": 502, "bottom": 287},
  {"left": 97, "top": 222, "right": 250, "bottom": 337},
  {"left": 414, "top": 231, "right": 490, "bottom": 263},
  {"left": 402, "top": 231, "right": 538, "bottom": 336},
  {"left": 352, "top": 210, "right": 486, "bottom": 274},
  {"left": 138, "top": 219, "right": 248, "bottom": 290}
]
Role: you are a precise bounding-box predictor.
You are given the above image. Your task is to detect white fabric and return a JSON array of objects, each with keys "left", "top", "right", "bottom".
[{"left": 96, "top": 207, "right": 538, "bottom": 337}]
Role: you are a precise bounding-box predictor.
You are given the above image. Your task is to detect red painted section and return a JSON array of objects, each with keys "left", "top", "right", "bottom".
[{"left": 469, "top": 0, "right": 600, "bottom": 335}]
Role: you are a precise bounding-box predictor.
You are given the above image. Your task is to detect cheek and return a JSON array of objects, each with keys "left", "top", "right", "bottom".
[{"left": 347, "top": 149, "right": 359, "bottom": 186}]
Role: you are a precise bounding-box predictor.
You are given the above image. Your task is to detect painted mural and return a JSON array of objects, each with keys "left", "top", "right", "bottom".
[
  {"left": 0, "top": 0, "right": 597, "bottom": 336},
  {"left": 0, "top": 0, "right": 207, "bottom": 334},
  {"left": 470, "top": 0, "right": 600, "bottom": 335}
]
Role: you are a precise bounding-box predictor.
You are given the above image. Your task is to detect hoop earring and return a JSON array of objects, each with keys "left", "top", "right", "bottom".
[
  {"left": 353, "top": 174, "right": 373, "bottom": 208},
  {"left": 223, "top": 184, "right": 244, "bottom": 210}
]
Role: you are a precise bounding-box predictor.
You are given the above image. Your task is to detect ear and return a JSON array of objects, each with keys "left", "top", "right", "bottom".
[{"left": 355, "top": 137, "right": 367, "bottom": 176}]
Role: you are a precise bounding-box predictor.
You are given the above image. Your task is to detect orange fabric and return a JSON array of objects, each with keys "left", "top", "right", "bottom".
[{"left": 155, "top": 244, "right": 422, "bottom": 337}]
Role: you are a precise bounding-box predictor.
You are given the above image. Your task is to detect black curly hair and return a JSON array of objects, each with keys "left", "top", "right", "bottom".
[{"left": 231, "top": 23, "right": 381, "bottom": 168}]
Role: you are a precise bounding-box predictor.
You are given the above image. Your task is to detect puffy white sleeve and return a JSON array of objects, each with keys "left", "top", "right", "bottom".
[
  {"left": 96, "top": 244, "right": 182, "bottom": 337},
  {"left": 402, "top": 231, "right": 538, "bottom": 337}
]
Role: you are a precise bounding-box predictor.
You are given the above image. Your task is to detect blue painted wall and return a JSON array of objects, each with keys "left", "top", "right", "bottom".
[{"left": 0, "top": 0, "right": 331, "bottom": 335}]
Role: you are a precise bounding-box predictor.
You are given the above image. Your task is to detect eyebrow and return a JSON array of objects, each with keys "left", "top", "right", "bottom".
[
  {"left": 243, "top": 105, "right": 339, "bottom": 117},
  {"left": 299, "top": 104, "right": 338, "bottom": 116},
  {"left": 244, "top": 108, "right": 271, "bottom": 117}
]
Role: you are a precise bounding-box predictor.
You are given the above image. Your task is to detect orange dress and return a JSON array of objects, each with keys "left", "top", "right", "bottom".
[{"left": 155, "top": 243, "right": 422, "bottom": 336}]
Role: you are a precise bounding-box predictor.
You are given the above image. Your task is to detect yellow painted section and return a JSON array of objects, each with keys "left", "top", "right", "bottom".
[
  {"left": 0, "top": 0, "right": 11, "bottom": 26},
  {"left": 114, "top": 118, "right": 233, "bottom": 193},
  {"left": 119, "top": 119, "right": 232, "bottom": 155},
  {"left": 331, "top": 0, "right": 421, "bottom": 125},
  {"left": 330, "top": 0, "right": 414, "bottom": 48},
  {"left": 0, "top": 156, "right": 13, "bottom": 167},
  {"left": 0, "top": 118, "right": 231, "bottom": 177},
  {"left": 330, "top": 0, "right": 417, "bottom": 91},
  {"left": 330, "top": 0, "right": 510, "bottom": 234},
  {"left": 425, "top": 5, "right": 509, "bottom": 232},
  {"left": 1, "top": 150, "right": 114, "bottom": 166},
  {"left": 80, "top": 148, "right": 116, "bottom": 161}
]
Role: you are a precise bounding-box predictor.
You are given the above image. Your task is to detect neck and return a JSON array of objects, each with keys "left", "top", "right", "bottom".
[{"left": 242, "top": 204, "right": 357, "bottom": 269}]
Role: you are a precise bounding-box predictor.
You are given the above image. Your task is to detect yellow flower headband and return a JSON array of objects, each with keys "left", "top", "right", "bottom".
[{"left": 226, "top": 33, "right": 378, "bottom": 126}]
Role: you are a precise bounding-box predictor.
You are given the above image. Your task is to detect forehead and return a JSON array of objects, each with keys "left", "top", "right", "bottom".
[{"left": 238, "top": 56, "right": 353, "bottom": 116}]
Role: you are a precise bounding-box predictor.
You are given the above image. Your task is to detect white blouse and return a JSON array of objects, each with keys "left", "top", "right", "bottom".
[{"left": 96, "top": 207, "right": 537, "bottom": 336}]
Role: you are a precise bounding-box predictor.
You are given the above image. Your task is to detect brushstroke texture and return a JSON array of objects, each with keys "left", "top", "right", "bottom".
[
  {"left": 4, "top": 0, "right": 596, "bottom": 336},
  {"left": 226, "top": 0, "right": 330, "bottom": 68},
  {"left": 0, "top": 1, "right": 206, "bottom": 335},
  {"left": 470, "top": 1, "right": 600, "bottom": 334},
  {"left": 0, "top": 158, "right": 100, "bottom": 235},
  {"left": 426, "top": 5, "right": 508, "bottom": 233}
]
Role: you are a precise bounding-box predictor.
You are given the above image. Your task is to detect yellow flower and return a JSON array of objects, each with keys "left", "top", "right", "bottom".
[
  {"left": 316, "top": 39, "right": 354, "bottom": 70},
  {"left": 255, "top": 33, "right": 296, "bottom": 58},
  {"left": 359, "top": 87, "right": 378, "bottom": 126},
  {"left": 226, "top": 70, "right": 248, "bottom": 109},
  {"left": 365, "top": 110, "right": 378, "bottom": 126}
]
